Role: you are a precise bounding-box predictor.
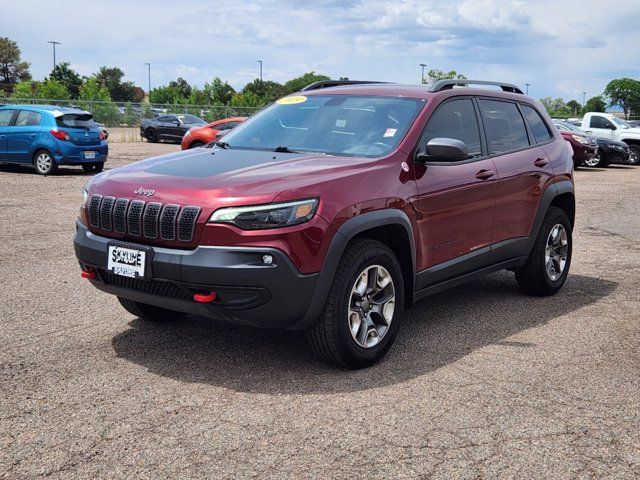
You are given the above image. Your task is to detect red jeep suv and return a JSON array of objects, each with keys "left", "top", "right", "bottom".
[{"left": 74, "top": 80, "right": 575, "bottom": 368}]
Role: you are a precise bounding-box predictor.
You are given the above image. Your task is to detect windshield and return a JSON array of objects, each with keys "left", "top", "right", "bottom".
[
  {"left": 611, "top": 116, "right": 629, "bottom": 128},
  {"left": 556, "top": 121, "right": 580, "bottom": 132},
  {"left": 220, "top": 95, "right": 424, "bottom": 157},
  {"left": 56, "top": 113, "right": 98, "bottom": 130}
]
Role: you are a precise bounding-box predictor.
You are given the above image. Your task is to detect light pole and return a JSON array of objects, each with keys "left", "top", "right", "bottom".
[
  {"left": 47, "top": 41, "right": 61, "bottom": 70},
  {"left": 582, "top": 91, "right": 586, "bottom": 108},
  {"left": 145, "top": 63, "right": 151, "bottom": 94},
  {"left": 525, "top": 83, "right": 530, "bottom": 95},
  {"left": 420, "top": 63, "right": 427, "bottom": 84},
  {"left": 257, "top": 60, "right": 263, "bottom": 83}
]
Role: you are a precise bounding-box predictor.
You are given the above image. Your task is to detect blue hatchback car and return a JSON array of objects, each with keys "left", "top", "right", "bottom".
[{"left": 0, "top": 105, "right": 108, "bottom": 175}]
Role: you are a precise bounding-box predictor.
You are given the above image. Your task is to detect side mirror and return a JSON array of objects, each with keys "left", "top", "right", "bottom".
[{"left": 416, "top": 138, "right": 470, "bottom": 163}]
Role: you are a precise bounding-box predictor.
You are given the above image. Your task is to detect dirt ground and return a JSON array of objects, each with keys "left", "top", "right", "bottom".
[{"left": 0, "top": 138, "right": 638, "bottom": 479}]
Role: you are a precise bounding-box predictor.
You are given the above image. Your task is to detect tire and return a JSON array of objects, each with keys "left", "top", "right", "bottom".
[
  {"left": 33, "top": 149, "right": 57, "bottom": 175},
  {"left": 82, "top": 162, "right": 104, "bottom": 173},
  {"left": 515, "top": 207, "right": 572, "bottom": 296},
  {"left": 307, "top": 239, "right": 405, "bottom": 369},
  {"left": 628, "top": 145, "right": 640, "bottom": 165},
  {"left": 145, "top": 128, "right": 158, "bottom": 143},
  {"left": 117, "top": 297, "right": 185, "bottom": 322},
  {"left": 189, "top": 141, "right": 205, "bottom": 149},
  {"left": 584, "top": 151, "right": 606, "bottom": 168}
]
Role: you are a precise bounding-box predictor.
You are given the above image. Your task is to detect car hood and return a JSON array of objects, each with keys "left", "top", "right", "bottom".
[{"left": 88, "top": 147, "right": 376, "bottom": 210}]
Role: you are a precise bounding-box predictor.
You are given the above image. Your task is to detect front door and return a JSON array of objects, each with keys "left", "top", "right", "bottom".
[
  {"left": 585, "top": 115, "right": 616, "bottom": 139},
  {"left": 0, "top": 109, "right": 17, "bottom": 162},
  {"left": 412, "top": 97, "right": 497, "bottom": 288}
]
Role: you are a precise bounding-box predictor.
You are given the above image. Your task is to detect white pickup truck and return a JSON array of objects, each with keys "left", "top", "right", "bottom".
[{"left": 581, "top": 112, "right": 640, "bottom": 164}]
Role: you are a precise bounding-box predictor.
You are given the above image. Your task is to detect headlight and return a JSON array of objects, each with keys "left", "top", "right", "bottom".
[
  {"left": 82, "top": 188, "right": 88, "bottom": 204},
  {"left": 571, "top": 134, "right": 589, "bottom": 145},
  {"left": 209, "top": 198, "right": 318, "bottom": 230}
]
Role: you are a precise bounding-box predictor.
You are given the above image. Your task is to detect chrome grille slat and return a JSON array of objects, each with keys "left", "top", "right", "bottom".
[
  {"left": 127, "top": 200, "right": 145, "bottom": 236},
  {"left": 112, "top": 199, "right": 129, "bottom": 233},
  {"left": 88, "top": 194, "right": 102, "bottom": 228},
  {"left": 178, "top": 206, "right": 201, "bottom": 242},
  {"left": 143, "top": 202, "right": 162, "bottom": 239},
  {"left": 160, "top": 204, "right": 180, "bottom": 240},
  {"left": 99, "top": 196, "right": 115, "bottom": 231}
]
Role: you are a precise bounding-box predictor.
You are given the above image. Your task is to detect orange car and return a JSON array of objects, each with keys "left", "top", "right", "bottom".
[{"left": 180, "top": 117, "right": 246, "bottom": 150}]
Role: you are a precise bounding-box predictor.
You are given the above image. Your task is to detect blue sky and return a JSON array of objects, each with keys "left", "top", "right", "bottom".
[{"left": 2, "top": 0, "right": 639, "bottom": 102}]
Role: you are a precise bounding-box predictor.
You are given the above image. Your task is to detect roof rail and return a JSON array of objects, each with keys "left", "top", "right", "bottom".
[
  {"left": 300, "top": 80, "right": 390, "bottom": 92},
  {"left": 428, "top": 79, "right": 524, "bottom": 95}
]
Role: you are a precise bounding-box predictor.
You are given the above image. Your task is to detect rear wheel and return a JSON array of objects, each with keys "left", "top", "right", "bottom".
[
  {"left": 628, "top": 145, "right": 640, "bottom": 165},
  {"left": 145, "top": 128, "right": 158, "bottom": 143},
  {"left": 33, "top": 150, "right": 57, "bottom": 175},
  {"left": 515, "top": 207, "right": 572, "bottom": 296},
  {"left": 307, "top": 239, "right": 404, "bottom": 369},
  {"left": 118, "top": 297, "right": 185, "bottom": 322},
  {"left": 82, "top": 162, "right": 104, "bottom": 173}
]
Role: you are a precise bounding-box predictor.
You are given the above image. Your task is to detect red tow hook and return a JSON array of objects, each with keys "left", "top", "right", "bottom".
[
  {"left": 81, "top": 269, "right": 96, "bottom": 280},
  {"left": 194, "top": 291, "right": 217, "bottom": 303}
]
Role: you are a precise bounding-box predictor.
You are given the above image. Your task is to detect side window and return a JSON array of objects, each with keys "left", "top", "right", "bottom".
[
  {"left": 521, "top": 105, "right": 552, "bottom": 144},
  {"left": 590, "top": 116, "right": 614, "bottom": 129},
  {"left": 15, "top": 111, "right": 43, "bottom": 127},
  {"left": 158, "top": 116, "right": 175, "bottom": 123},
  {"left": 0, "top": 109, "right": 16, "bottom": 126},
  {"left": 420, "top": 98, "right": 482, "bottom": 159},
  {"left": 212, "top": 122, "right": 227, "bottom": 131},
  {"left": 478, "top": 99, "right": 530, "bottom": 154},
  {"left": 226, "top": 121, "right": 240, "bottom": 129}
]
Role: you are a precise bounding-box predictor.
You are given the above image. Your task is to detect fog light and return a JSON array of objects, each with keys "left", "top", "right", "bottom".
[{"left": 262, "top": 254, "right": 273, "bottom": 265}]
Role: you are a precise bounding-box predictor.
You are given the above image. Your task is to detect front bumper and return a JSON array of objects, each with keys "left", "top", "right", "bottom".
[{"left": 73, "top": 222, "right": 319, "bottom": 329}]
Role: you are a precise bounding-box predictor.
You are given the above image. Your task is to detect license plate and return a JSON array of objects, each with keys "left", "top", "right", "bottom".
[
  {"left": 107, "top": 245, "right": 146, "bottom": 278},
  {"left": 84, "top": 151, "right": 96, "bottom": 159}
]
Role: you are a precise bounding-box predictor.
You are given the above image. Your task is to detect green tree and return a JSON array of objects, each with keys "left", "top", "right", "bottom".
[
  {"left": 283, "top": 72, "right": 330, "bottom": 94},
  {"left": 566, "top": 100, "right": 581, "bottom": 115},
  {"left": 168, "top": 77, "right": 192, "bottom": 98},
  {"left": 37, "top": 79, "right": 70, "bottom": 101},
  {"left": 133, "top": 86, "right": 146, "bottom": 102},
  {"left": 604, "top": 78, "right": 640, "bottom": 117},
  {"left": 229, "top": 91, "right": 263, "bottom": 107},
  {"left": 78, "top": 77, "right": 121, "bottom": 126},
  {"left": 0, "top": 37, "right": 31, "bottom": 95},
  {"left": 149, "top": 85, "right": 185, "bottom": 105},
  {"left": 204, "top": 77, "right": 235, "bottom": 105},
  {"left": 583, "top": 96, "right": 606, "bottom": 113},
  {"left": 49, "top": 62, "right": 83, "bottom": 99},
  {"left": 425, "top": 69, "right": 467, "bottom": 83},
  {"left": 242, "top": 79, "right": 285, "bottom": 102},
  {"left": 121, "top": 102, "right": 138, "bottom": 125},
  {"left": 540, "top": 97, "right": 570, "bottom": 116},
  {"left": 10, "top": 80, "right": 39, "bottom": 99},
  {"left": 95, "top": 66, "right": 136, "bottom": 102}
]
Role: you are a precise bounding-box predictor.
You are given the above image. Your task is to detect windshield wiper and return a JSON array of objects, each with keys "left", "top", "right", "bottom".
[
  {"left": 273, "top": 145, "right": 299, "bottom": 153},
  {"left": 214, "top": 141, "right": 230, "bottom": 149}
]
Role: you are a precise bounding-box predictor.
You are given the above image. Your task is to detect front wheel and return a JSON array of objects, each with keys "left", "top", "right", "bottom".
[
  {"left": 515, "top": 207, "right": 572, "bottom": 296},
  {"left": 628, "top": 145, "right": 640, "bottom": 165},
  {"left": 189, "top": 141, "right": 205, "bottom": 149},
  {"left": 307, "top": 239, "right": 404, "bottom": 369},
  {"left": 34, "top": 150, "right": 57, "bottom": 175},
  {"left": 118, "top": 297, "right": 185, "bottom": 322},
  {"left": 584, "top": 151, "right": 607, "bottom": 168}
]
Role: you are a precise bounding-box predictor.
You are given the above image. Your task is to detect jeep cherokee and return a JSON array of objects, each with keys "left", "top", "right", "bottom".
[{"left": 74, "top": 79, "right": 575, "bottom": 369}]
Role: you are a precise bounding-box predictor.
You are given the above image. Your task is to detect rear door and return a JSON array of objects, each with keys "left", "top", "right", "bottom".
[
  {"left": 478, "top": 99, "right": 554, "bottom": 260},
  {"left": 0, "top": 109, "right": 17, "bottom": 161},
  {"left": 412, "top": 97, "right": 497, "bottom": 287},
  {"left": 156, "top": 115, "right": 179, "bottom": 140},
  {"left": 6, "top": 110, "right": 44, "bottom": 163}
]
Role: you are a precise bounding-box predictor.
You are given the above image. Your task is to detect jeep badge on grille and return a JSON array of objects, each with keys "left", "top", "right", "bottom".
[{"left": 134, "top": 187, "right": 155, "bottom": 197}]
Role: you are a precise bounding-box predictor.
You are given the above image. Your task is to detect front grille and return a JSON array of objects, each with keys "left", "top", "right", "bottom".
[
  {"left": 88, "top": 194, "right": 200, "bottom": 242},
  {"left": 99, "top": 270, "right": 192, "bottom": 301}
]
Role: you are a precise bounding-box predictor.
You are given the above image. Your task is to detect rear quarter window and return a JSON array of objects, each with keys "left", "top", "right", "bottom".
[
  {"left": 521, "top": 105, "right": 552, "bottom": 144},
  {"left": 478, "top": 99, "right": 530, "bottom": 154}
]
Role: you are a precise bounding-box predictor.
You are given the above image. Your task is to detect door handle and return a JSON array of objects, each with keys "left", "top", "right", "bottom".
[
  {"left": 534, "top": 157, "right": 549, "bottom": 167},
  {"left": 586, "top": 130, "right": 593, "bottom": 134},
  {"left": 29, "top": 134, "right": 36, "bottom": 138},
  {"left": 475, "top": 169, "right": 495, "bottom": 180}
]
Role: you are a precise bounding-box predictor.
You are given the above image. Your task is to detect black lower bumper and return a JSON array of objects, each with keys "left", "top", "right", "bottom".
[{"left": 73, "top": 222, "right": 319, "bottom": 329}]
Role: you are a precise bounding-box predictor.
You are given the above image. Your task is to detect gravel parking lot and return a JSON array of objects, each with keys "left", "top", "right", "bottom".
[{"left": 1, "top": 137, "right": 639, "bottom": 479}]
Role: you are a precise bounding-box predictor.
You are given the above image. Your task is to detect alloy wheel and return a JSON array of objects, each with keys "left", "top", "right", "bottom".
[
  {"left": 584, "top": 152, "right": 601, "bottom": 167},
  {"left": 629, "top": 147, "right": 640, "bottom": 165},
  {"left": 36, "top": 152, "right": 52, "bottom": 174},
  {"left": 545, "top": 224, "right": 568, "bottom": 281},
  {"left": 348, "top": 265, "right": 395, "bottom": 348}
]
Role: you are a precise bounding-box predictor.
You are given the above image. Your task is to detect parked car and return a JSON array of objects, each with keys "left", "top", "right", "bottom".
[
  {"left": 555, "top": 121, "right": 630, "bottom": 167},
  {"left": 581, "top": 112, "right": 640, "bottom": 164},
  {"left": 555, "top": 127, "right": 597, "bottom": 168},
  {"left": 75, "top": 79, "right": 575, "bottom": 368},
  {"left": 140, "top": 114, "right": 207, "bottom": 143},
  {"left": 0, "top": 105, "right": 108, "bottom": 175},
  {"left": 181, "top": 117, "right": 246, "bottom": 150}
]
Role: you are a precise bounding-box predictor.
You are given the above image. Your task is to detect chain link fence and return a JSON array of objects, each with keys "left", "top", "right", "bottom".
[{"left": 0, "top": 98, "right": 263, "bottom": 127}]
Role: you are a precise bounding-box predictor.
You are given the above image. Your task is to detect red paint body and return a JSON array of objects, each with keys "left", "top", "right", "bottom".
[
  {"left": 180, "top": 117, "right": 246, "bottom": 150},
  {"left": 559, "top": 130, "right": 597, "bottom": 164},
  {"left": 81, "top": 85, "right": 574, "bottom": 276}
]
